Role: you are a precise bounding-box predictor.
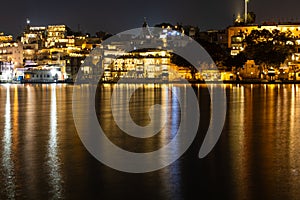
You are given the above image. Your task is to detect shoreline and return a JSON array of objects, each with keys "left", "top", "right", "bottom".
[{"left": 2, "top": 79, "right": 300, "bottom": 84}]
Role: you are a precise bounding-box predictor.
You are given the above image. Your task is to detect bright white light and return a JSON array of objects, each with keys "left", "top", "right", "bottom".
[{"left": 51, "top": 69, "right": 57, "bottom": 76}]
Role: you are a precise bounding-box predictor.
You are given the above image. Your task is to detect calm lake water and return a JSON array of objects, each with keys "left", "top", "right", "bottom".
[{"left": 0, "top": 83, "right": 300, "bottom": 199}]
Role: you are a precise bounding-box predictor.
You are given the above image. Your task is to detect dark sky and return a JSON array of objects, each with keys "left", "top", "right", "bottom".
[{"left": 1, "top": 0, "right": 300, "bottom": 36}]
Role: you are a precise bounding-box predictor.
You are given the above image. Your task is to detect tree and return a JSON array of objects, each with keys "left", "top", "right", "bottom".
[
  {"left": 171, "top": 53, "right": 191, "bottom": 67},
  {"left": 243, "top": 29, "right": 295, "bottom": 67},
  {"left": 195, "top": 39, "right": 230, "bottom": 68},
  {"left": 66, "top": 26, "right": 83, "bottom": 36},
  {"left": 225, "top": 52, "right": 247, "bottom": 69},
  {"left": 247, "top": 12, "right": 256, "bottom": 24},
  {"left": 96, "top": 31, "right": 112, "bottom": 40}
]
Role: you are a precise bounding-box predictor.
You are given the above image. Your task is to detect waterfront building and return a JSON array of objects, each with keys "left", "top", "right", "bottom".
[
  {"left": 22, "top": 26, "right": 46, "bottom": 48},
  {"left": 21, "top": 26, "right": 46, "bottom": 64},
  {"left": 46, "top": 25, "right": 67, "bottom": 48},
  {"left": 0, "top": 32, "right": 13, "bottom": 43},
  {"left": 23, "top": 65, "right": 65, "bottom": 83},
  {"left": 106, "top": 50, "right": 175, "bottom": 80},
  {"left": 76, "top": 20, "right": 196, "bottom": 82},
  {"left": 65, "top": 56, "right": 85, "bottom": 81},
  {"left": 0, "top": 41, "right": 23, "bottom": 68},
  {"left": 228, "top": 23, "right": 300, "bottom": 56},
  {"left": 0, "top": 62, "right": 14, "bottom": 81},
  {"left": 18, "top": 23, "right": 94, "bottom": 81},
  {"left": 238, "top": 60, "right": 260, "bottom": 79},
  {"left": 198, "top": 29, "right": 228, "bottom": 48}
]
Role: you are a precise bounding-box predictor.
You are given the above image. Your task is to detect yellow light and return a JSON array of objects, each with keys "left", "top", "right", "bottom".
[{"left": 25, "top": 74, "right": 31, "bottom": 79}]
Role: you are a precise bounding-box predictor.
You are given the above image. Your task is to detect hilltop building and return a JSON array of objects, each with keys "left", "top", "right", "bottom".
[
  {"left": 228, "top": 23, "right": 300, "bottom": 56},
  {"left": 0, "top": 32, "right": 23, "bottom": 81}
]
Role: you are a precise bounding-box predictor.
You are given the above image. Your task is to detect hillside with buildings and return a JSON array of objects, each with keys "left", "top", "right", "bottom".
[{"left": 1, "top": 16, "right": 300, "bottom": 83}]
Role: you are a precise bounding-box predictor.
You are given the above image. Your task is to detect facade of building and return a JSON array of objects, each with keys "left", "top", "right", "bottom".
[
  {"left": 0, "top": 41, "right": 23, "bottom": 68},
  {"left": 105, "top": 50, "right": 173, "bottom": 80},
  {"left": 228, "top": 23, "right": 300, "bottom": 56},
  {"left": 18, "top": 24, "right": 92, "bottom": 81},
  {"left": 46, "top": 25, "right": 67, "bottom": 48},
  {"left": 23, "top": 65, "right": 65, "bottom": 83},
  {"left": 238, "top": 60, "right": 260, "bottom": 79},
  {"left": 199, "top": 30, "right": 228, "bottom": 48},
  {"left": 0, "top": 32, "right": 13, "bottom": 43}
]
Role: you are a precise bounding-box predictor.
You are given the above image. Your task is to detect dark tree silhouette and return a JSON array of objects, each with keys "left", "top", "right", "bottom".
[
  {"left": 247, "top": 12, "right": 256, "bottom": 24},
  {"left": 243, "top": 29, "right": 295, "bottom": 67},
  {"left": 225, "top": 52, "right": 247, "bottom": 69}
]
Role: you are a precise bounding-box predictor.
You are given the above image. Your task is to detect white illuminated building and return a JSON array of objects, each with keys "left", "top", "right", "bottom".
[
  {"left": 23, "top": 65, "right": 65, "bottom": 83},
  {"left": 0, "top": 32, "right": 23, "bottom": 82}
]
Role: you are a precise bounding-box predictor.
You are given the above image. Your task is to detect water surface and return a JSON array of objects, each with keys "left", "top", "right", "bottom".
[{"left": 0, "top": 83, "right": 300, "bottom": 199}]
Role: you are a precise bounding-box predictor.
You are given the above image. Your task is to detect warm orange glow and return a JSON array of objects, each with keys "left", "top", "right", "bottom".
[{"left": 25, "top": 74, "right": 31, "bottom": 79}]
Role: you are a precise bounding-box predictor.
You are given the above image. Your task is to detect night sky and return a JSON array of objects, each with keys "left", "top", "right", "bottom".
[{"left": 1, "top": 0, "right": 300, "bottom": 36}]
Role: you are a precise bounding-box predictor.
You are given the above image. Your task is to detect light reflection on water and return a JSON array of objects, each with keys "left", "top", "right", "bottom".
[
  {"left": 46, "top": 85, "right": 63, "bottom": 199},
  {"left": 227, "top": 84, "right": 300, "bottom": 200},
  {"left": 0, "top": 84, "right": 300, "bottom": 199},
  {"left": 1, "top": 85, "right": 16, "bottom": 199},
  {"left": 24, "top": 84, "right": 38, "bottom": 197},
  {"left": 228, "top": 84, "right": 249, "bottom": 199}
]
